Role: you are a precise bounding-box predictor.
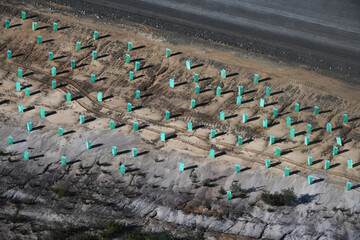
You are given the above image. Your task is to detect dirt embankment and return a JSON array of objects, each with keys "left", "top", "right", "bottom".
[{"left": 0, "top": 1, "right": 359, "bottom": 239}]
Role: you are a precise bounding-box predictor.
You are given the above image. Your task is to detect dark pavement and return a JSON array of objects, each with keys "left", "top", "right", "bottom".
[{"left": 50, "top": 0, "right": 360, "bottom": 82}]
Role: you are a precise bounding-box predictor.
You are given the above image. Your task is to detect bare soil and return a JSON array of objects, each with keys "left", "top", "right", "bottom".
[{"left": 0, "top": 1, "right": 359, "bottom": 239}]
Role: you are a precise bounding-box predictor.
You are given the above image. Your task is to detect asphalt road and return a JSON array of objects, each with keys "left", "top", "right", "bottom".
[{"left": 49, "top": 0, "right": 360, "bottom": 82}]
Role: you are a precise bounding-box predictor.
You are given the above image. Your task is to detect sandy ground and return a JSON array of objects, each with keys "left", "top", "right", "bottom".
[{"left": 0, "top": 1, "right": 360, "bottom": 239}]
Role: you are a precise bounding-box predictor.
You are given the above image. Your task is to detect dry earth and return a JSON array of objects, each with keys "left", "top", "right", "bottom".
[{"left": 0, "top": 1, "right": 360, "bottom": 239}]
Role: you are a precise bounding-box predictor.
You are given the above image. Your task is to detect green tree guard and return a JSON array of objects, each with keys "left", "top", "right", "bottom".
[
  {"left": 160, "top": 132, "right": 166, "bottom": 141},
  {"left": 18, "top": 104, "right": 23, "bottom": 112},
  {"left": 254, "top": 74, "right": 259, "bottom": 83},
  {"left": 8, "top": 136, "right": 13, "bottom": 145},
  {"left": 238, "top": 136, "right": 243, "bottom": 146},
  {"left": 236, "top": 96, "right": 242, "bottom": 105},
  {"left": 265, "top": 159, "right": 271, "bottom": 168},
  {"left": 307, "top": 124, "right": 312, "bottom": 134},
  {"left": 194, "top": 73, "right": 199, "bottom": 83},
  {"left": 188, "top": 121, "right": 192, "bottom": 131},
  {"left": 61, "top": 156, "right": 66, "bottom": 165},
  {"left": 216, "top": 86, "right": 221, "bottom": 96},
  {"left": 58, "top": 127, "right": 63, "bottom": 136},
  {"left": 276, "top": 147, "right": 281, "bottom": 156},
  {"left": 125, "top": 54, "right": 131, "bottom": 63},
  {"left": 294, "top": 103, "right": 300, "bottom": 113},
  {"left": 5, "top": 20, "right": 10, "bottom": 29},
  {"left": 80, "top": 115, "right": 85, "bottom": 124},
  {"left": 76, "top": 42, "right": 81, "bottom": 51},
  {"left": 243, "top": 113, "right": 248, "bottom": 123},
  {"left": 165, "top": 110, "right": 170, "bottom": 120},
  {"left": 263, "top": 119, "right": 268, "bottom": 128},
  {"left": 27, "top": 122, "right": 32, "bottom": 131},
  {"left": 129, "top": 71, "right": 134, "bottom": 81},
  {"left": 169, "top": 78, "right": 174, "bottom": 87},
  {"left": 136, "top": 90, "right": 141, "bottom": 99},
  {"left": 195, "top": 85, "right": 200, "bottom": 94},
  {"left": 186, "top": 60, "right": 191, "bottom": 69},
  {"left": 343, "top": 114, "right": 348, "bottom": 123},
  {"left": 179, "top": 162, "right": 185, "bottom": 171},
  {"left": 266, "top": 87, "right": 271, "bottom": 97},
  {"left": 325, "top": 160, "right": 330, "bottom": 170},
  {"left": 109, "top": 120, "right": 115, "bottom": 130},
  {"left": 286, "top": 117, "right": 291, "bottom": 126},
  {"left": 18, "top": 69, "right": 23, "bottom": 79},
  {"left": 210, "top": 149, "right": 215, "bottom": 158},
  {"left": 120, "top": 164, "right": 126, "bottom": 174},
  {"left": 86, "top": 140, "right": 91, "bottom": 149},
  {"left": 32, "top": 22, "right": 37, "bottom": 31},
  {"left": 49, "top": 52, "right": 53, "bottom": 61},
  {"left": 260, "top": 98, "right": 265, "bottom": 107},
  {"left": 97, "top": 92, "right": 102, "bottom": 102},
  {"left": 235, "top": 164, "right": 240, "bottom": 173},
  {"left": 348, "top": 159, "right": 353, "bottom": 168},
  {"left": 52, "top": 66, "right": 56, "bottom": 76},
  {"left": 220, "top": 111, "right": 225, "bottom": 120},
  {"left": 91, "top": 74, "right": 96, "bottom": 83},
  {"left": 92, "top": 51, "right": 97, "bottom": 60},
  {"left": 290, "top": 128, "right": 295, "bottom": 137},
  {"left": 210, "top": 129, "right": 215, "bottom": 139},
  {"left": 238, "top": 86, "right": 243, "bottom": 95},
  {"left": 347, "top": 181, "right": 351, "bottom": 191},
  {"left": 71, "top": 60, "right": 76, "bottom": 69},
  {"left": 308, "top": 156, "right": 313, "bottom": 166},
  {"left": 16, "top": 81, "right": 21, "bottom": 91},
  {"left": 7, "top": 50, "right": 12, "bottom": 59},
  {"left": 128, "top": 42, "right": 132, "bottom": 51},
  {"left": 66, "top": 92, "right": 71, "bottom": 102},
  {"left": 314, "top": 106, "right": 319, "bottom": 115},
  {"left": 135, "top": 61, "right": 140, "bottom": 71},
  {"left": 305, "top": 136, "right": 310, "bottom": 146},
  {"left": 221, "top": 69, "right": 226, "bottom": 78},
  {"left": 166, "top": 48, "right": 171, "bottom": 58},
  {"left": 127, "top": 103, "right": 132, "bottom": 112},
  {"left": 22, "top": 11, "right": 26, "bottom": 20},
  {"left": 37, "top": 36, "right": 42, "bottom": 44},
  {"left": 25, "top": 88, "right": 30, "bottom": 96},
  {"left": 333, "top": 146, "right": 338, "bottom": 156},
  {"left": 326, "top": 123, "right": 332, "bottom": 132},
  {"left": 273, "top": 108, "right": 278, "bottom": 118},
  {"left": 308, "top": 176, "right": 313, "bottom": 185},
  {"left": 94, "top": 31, "right": 98, "bottom": 40},
  {"left": 53, "top": 22, "right": 58, "bottom": 31},
  {"left": 284, "top": 167, "right": 290, "bottom": 177},
  {"left": 227, "top": 191, "right": 232, "bottom": 200},
  {"left": 132, "top": 148, "right": 137, "bottom": 157},
  {"left": 40, "top": 108, "right": 45, "bottom": 118},
  {"left": 112, "top": 146, "right": 117, "bottom": 156},
  {"left": 133, "top": 122, "right": 138, "bottom": 131},
  {"left": 336, "top": 136, "right": 342, "bottom": 146},
  {"left": 191, "top": 99, "right": 196, "bottom": 109},
  {"left": 269, "top": 136, "right": 275, "bottom": 145},
  {"left": 24, "top": 151, "right": 29, "bottom": 160}
]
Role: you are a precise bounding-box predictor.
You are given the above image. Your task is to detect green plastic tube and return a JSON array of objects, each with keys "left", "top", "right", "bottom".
[
  {"left": 133, "top": 122, "right": 138, "bottom": 131},
  {"left": 110, "top": 120, "right": 115, "bottom": 130},
  {"left": 187, "top": 121, "right": 192, "bottom": 131},
  {"left": 49, "top": 52, "right": 53, "bottom": 61},
  {"left": 220, "top": 111, "right": 225, "bottom": 120},
  {"left": 160, "top": 132, "right": 165, "bottom": 141}
]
